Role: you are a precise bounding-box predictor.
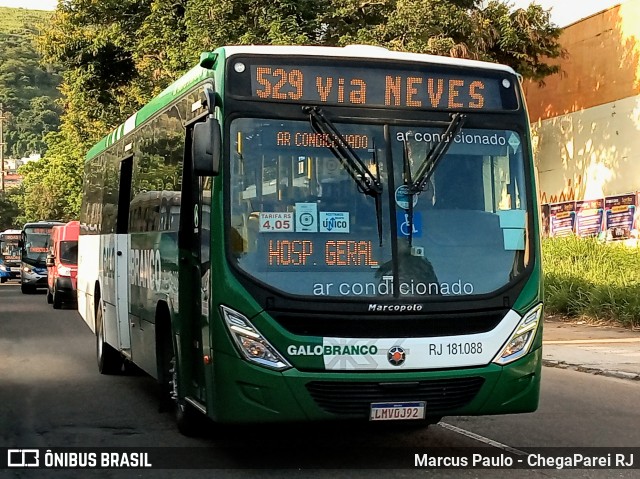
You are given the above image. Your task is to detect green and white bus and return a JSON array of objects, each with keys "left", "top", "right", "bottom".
[{"left": 78, "top": 45, "right": 543, "bottom": 432}]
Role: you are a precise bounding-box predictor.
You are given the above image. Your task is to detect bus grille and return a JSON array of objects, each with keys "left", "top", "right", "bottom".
[
  {"left": 305, "top": 377, "right": 485, "bottom": 417},
  {"left": 268, "top": 309, "right": 507, "bottom": 338}
]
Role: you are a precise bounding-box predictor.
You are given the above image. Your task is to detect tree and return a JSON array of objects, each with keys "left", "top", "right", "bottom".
[
  {"left": 32, "top": 0, "right": 564, "bottom": 222},
  {"left": 0, "top": 189, "right": 21, "bottom": 230},
  {"left": 39, "top": 0, "right": 563, "bottom": 125},
  {"left": 16, "top": 129, "right": 84, "bottom": 224}
]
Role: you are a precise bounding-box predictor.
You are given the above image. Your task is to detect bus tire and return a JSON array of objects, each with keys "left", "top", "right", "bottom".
[
  {"left": 52, "top": 285, "right": 62, "bottom": 309},
  {"left": 0, "top": 277, "right": 6, "bottom": 284},
  {"left": 96, "top": 301, "right": 122, "bottom": 374},
  {"left": 170, "top": 354, "right": 200, "bottom": 437},
  {"left": 156, "top": 306, "right": 200, "bottom": 435},
  {"left": 21, "top": 283, "right": 34, "bottom": 294}
]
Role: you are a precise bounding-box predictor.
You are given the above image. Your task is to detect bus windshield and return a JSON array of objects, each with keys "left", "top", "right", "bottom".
[
  {"left": 229, "top": 118, "right": 528, "bottom": 299},
  {"left": 1, "top": 236, "right": 21, "bottom": 262},
  {"left": 60, "top": 241, "right": 79, "bottom": 265},
  {"left": 22, "top": 227, "right": 54, "bottom": 266}
]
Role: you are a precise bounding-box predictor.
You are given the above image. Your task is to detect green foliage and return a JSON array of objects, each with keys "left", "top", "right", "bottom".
[
  {"left": 0, "top": 189, "right": 21, "bottom": 230},
  {"left": 15, "top": 130, "right": 84, "bottom": 224},
  {"left": 0, "top": 7, "right": 62, "bottom": 158},
  {"left": 543, "top": 237, "right": 640, "bottom": 327},
  {"left": 39, "top": 0, "right": 564, "bottom": 130}
]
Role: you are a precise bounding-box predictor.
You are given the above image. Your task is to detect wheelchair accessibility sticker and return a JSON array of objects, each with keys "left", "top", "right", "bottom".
[{"left": 397, "top": 212, "right": 422, "bottom": 237}]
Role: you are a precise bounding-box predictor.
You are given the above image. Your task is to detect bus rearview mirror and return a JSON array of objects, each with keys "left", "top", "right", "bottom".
[{"left": 193, "top": 115, "right": 221, "bottom": 177}]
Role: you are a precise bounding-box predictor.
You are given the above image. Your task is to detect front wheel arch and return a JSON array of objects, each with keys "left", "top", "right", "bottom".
[{"left": 155, "top": 302, "right": 200, "bottom": 435}]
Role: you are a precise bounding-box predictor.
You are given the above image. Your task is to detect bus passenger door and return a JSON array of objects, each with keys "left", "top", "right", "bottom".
[
  {"left": 177, "top": 131, "right": 208, "bottom": 405},
  {"left": 115, "top": 156, "right": 133, "bottom": 354}
]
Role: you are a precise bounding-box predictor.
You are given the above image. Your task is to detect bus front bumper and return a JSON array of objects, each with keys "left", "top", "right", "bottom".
[
  {"left": 21, "top": 270, "right": 47, "bottom": 288},
  {"left": 208, "top": 347, "right": 541, "bottom": 423}
]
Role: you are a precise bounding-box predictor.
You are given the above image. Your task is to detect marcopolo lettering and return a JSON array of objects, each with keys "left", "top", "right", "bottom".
[
  {"left": 287, "top": 344, "right": 379, "bottom": 356},
  {"left": 368, "top": 304, "right": 423, "bottom": 312}
]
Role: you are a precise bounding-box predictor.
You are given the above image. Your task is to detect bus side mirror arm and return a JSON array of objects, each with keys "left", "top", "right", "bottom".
[{"left": 192, "top": 115, "right": 221, "bottom": 177}]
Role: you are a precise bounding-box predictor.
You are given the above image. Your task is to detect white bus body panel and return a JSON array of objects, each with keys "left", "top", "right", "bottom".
[
  {"left": 77, "top": 234, "right": 99, "bottom": 332},
  {"left": 77, "top": 233, "right": 131, "bottom": 353},
  {"left": 115, "top": 234, "right": 131, "bottom": 351},
  {"left": 100, "top": 233, "right": 131, "bottom": 352}
]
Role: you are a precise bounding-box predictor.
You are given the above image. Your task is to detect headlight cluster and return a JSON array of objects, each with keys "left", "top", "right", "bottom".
[
  {"left": 493, "top": 303, "right": 543, "bottom": 365},
  {"left": 57, "top": 264, "right": 71, "bottom": 277},
  {"left": 221, "top": 306, "right": 291, "bottom": 371},
  {"left": 0, "top": 264, "right": 7, "bottom": 272}
]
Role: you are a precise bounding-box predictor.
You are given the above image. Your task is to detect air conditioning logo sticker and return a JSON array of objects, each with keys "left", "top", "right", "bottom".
[{"left": 387, "top": 346, "right": 406, "bottom": 366}]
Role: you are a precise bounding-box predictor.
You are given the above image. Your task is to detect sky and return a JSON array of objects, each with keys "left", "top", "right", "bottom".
[
  {"left": 0, "top": 0, "right": 57, "bottom": 10},
  {"left": 506, "top": 0, "right": 625, "bottom": 26},
  {"left": 0, "top": 0, "right": 629, "bottom": 25}
]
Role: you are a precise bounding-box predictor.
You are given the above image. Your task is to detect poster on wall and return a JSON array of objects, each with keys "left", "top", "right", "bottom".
[
  {"left": 549, "top": 201, "right": 576, "bottom": 237},
  {"left": 575, "top": 199, "right": 604, "bottom": 238},
  {"left": 604, "top": 193, "right": 636, "bottom": 240},
  {"left": 540, "top": 204, "right": 550, "bottom": 238}
]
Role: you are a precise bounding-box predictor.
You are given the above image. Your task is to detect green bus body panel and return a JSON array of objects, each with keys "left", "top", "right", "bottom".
[
  {"left": 207, "top": 347, "right": 541, "bottom": 423},
  {"left": 85, "top": 47, "right": 229, "bottom": 162}
]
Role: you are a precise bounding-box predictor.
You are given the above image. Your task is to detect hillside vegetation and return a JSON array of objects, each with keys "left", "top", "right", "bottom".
[
  {"left": 0, "top": 6, "right": 61, "bottom": 160},
  {"left": 0, "top": 6, "right": 50, "bottom": 35}
]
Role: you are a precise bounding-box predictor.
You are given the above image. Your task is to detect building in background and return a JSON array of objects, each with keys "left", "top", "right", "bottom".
[
  {"left": 0, "top": 154, "right": 37, "bottom": 190},
  {"left": 524, "top": 0, "right": 640, "bottom": 238}
]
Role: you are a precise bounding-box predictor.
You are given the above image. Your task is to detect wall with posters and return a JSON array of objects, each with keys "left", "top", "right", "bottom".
[
  {"left": 523, "top": 0, "right": 640, "bottom": 211},
  {"left": 544, "top": 193, "right": 639, "bottom": 240}
]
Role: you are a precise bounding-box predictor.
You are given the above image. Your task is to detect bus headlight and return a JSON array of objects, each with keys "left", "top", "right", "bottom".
[
  {"left": 57, "top": 264, "right": 71, "bottom": 277},
  {"left": 221, "top": 305, "right": 291, "bottom": 371},
  {"left": 0, "top": 264, "right": 6, "bottom": 272},
  {"left": 23, "top": 266, "right": 33, "bottom": 273},
  {"left": 493, "top": 303, "right": 543, "bottom": 365}
]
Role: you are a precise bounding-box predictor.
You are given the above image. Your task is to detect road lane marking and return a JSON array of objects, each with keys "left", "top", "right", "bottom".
[{"left": 438, "top": 422, "right": 527, "bottom": 456}]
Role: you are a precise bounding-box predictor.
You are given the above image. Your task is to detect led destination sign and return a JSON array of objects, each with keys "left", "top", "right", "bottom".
[
  {"left": 230, "top": 60, "right": 519, "bottom": 111},
  {"left": 264, "top": 239, "right": 379, "bottom": 268}
]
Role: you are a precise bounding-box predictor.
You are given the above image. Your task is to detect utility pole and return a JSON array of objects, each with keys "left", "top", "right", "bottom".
[{"left": 0, "top": 103, "right": 5, "bottom": 192}]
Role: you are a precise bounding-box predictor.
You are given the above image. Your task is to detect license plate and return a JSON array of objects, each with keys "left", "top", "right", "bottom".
[{"left": 370, "top": 401, "right": 426, "bottom": 421}]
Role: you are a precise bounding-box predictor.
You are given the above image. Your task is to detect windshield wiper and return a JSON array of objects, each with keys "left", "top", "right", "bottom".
[
  {"left": 401, "top": 138, "right": 416, "bottom": 247},
  {"left": 402, "top": 113, "right": 466, "bottom": 247},
  {"left": 408, "top": 112, "right": 466, "bottom": 194},
  {"left": 304, "top": 106, "right": 384, "bottom": 246}
]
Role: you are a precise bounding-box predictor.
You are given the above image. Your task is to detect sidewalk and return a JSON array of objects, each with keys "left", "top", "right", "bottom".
[{"left": 542, "top": 317, "right": 640, "bottom": 381}]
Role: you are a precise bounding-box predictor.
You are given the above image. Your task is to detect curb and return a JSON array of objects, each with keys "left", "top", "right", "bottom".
[{"left": 543, "top": 359, "right": 640, "bottom": 381}]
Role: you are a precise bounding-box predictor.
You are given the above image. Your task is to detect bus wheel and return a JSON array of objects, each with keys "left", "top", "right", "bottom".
[
  {"left": 0, "top": 277, "right": 6, "bottom": 284},
  {"left": 21, "top": 283, "right": 34, "bottom": 294},
  {"left": 52, "top": 287, "right": 62, "bottom": 310},
  {"left": 96, "top": 301, "right": 123, "bottom": 374},
  {"left": 169, "top": 355, "right": 200, "bottom": 436}
]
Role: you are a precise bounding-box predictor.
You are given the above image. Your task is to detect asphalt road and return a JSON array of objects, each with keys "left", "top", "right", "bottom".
[{"left": 1, "top": 282, "right": 639, "bottom": 478}]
